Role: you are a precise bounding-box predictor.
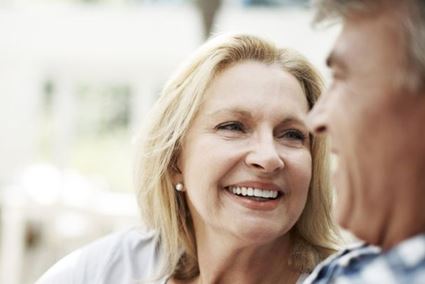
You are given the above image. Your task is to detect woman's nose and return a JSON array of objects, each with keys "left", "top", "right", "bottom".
[{"left": 245, "top": 137, "right": 284, "bottom": 174}]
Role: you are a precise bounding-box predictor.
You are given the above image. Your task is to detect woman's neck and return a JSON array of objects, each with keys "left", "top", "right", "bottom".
[{"left": 191, "top": 232, "right": 300, "bottom": 284}]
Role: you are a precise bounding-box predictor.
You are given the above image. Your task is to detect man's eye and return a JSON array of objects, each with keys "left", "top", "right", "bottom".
[{"left": 216, "top": 122, "right": 245, "bottom": 132}]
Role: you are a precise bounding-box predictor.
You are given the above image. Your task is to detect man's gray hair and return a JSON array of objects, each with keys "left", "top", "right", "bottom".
[{"left": 313, "top": 0, "right": 425, "bottom": 91}]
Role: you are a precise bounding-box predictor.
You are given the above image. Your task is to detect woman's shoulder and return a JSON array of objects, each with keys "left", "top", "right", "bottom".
[{"left": 36, "top": 227, "right": 164, "bottom": 284}]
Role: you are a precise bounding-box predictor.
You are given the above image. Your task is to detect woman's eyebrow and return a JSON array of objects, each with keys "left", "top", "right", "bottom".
[
  {"left": 277, "top": 117, "right": 308, "bottom": 128},
  {"left": 281, "top": 115, "right": 306, "bottom": 125},
  {"left": 208, "top": 109, "right": 308, "bottom": 127},
  {"left": 207, "top": 108, "right": 253, "bottom": 118}
]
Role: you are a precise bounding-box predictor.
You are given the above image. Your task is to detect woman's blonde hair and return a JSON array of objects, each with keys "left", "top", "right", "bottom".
[{"left": 135, "top": 33, "right": 339, "bottom": 280}]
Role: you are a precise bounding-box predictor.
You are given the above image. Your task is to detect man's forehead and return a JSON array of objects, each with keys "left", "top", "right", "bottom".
[
  {"left": 327, "top": 14, "right": 383, "bottom": 69},
  {"left": 326, "top": 30, "right": 351, "bottom": 71},
  {"left": 334, "top": 10, "right": 404, "bottom": 61}
]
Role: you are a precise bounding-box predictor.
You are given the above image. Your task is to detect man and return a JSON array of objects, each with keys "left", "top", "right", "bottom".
[{"left": 304, "top": 0, "right": 425, "bottom": 283}]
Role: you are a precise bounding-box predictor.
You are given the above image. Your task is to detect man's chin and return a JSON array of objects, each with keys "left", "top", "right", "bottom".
[
  {"left": 336, "top": 208, "right": 383, "bottom": 245},
  {"left": 334, "top": 194, "right": 356, "bottom": 230}
]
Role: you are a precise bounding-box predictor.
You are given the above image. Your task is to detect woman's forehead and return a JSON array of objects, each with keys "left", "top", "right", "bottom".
[{"left": 200, "top": 62, "right": 307, "bottom": 114}]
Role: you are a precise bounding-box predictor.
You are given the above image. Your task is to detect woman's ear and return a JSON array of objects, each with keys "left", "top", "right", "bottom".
[{"left": 170, "top": 155, "right": 183, "bottom": 184}]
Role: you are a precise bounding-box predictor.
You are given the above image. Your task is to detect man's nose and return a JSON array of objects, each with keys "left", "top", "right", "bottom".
[{"left": 245, "top": 136, "right": 284, "bottom": 174}]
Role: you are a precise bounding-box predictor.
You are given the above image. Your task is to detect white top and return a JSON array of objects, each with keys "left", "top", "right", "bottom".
[
  {"left": 36, "top": 227, "right": 309, "bottom": 284},
  {"left": 36, "top": 227, "right": 167, "bottom": 284}
]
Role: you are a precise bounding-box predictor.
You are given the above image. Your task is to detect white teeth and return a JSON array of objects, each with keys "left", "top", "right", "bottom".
[
  {"left": 242, "top": 187, "right": 247, "bottom": 196},
  {"left": 229, "top": 186, "right": 279, "bottom": 199},
  {"left": 248, "top": 187, "right": 253, "bottom": 196}
]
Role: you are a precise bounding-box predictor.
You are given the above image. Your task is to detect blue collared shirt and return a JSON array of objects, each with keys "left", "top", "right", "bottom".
[{"left": 304, "top": 234, "right": 425, "bottom": 284}]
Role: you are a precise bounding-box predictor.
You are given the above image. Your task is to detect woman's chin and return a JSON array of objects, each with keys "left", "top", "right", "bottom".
[{"left": 229, "top": 224, "right": 288, "bottom": 246}]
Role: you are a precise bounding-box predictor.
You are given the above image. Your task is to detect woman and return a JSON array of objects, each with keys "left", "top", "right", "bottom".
[{"left": 37, "top": 34, "right": 338, "bottom": 284}]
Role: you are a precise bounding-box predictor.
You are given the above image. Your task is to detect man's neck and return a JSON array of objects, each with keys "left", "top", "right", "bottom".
[{"left": 381, "top": 183, "right": 425, "bottom": 250}]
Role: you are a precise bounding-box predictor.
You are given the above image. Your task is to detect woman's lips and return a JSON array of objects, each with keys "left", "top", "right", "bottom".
[
  {"left": 224, "top": 184, "right": 284, "bottom": 211},
  {"left": 228, "top": 181, "right": 284, "bottom": 193}
]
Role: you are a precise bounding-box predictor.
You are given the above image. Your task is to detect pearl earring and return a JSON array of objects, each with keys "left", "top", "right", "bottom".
[{"left": 175, "top": 183, "right": 184, "bottom": 192}]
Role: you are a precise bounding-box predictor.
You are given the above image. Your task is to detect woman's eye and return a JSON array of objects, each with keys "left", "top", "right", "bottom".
[
  {"left": 280, "top": 129, "right": 306, "bottom": 141},
  {"left": 216, "top": 121, "right": 245, "bottom": 132}
]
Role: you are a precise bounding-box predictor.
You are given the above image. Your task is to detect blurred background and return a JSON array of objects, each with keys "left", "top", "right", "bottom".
[{"left": 0, "top": 0, "right": 339, "bottom": 283}]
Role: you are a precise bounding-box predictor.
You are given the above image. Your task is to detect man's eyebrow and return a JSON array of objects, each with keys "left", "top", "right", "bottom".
[
  {"left": 326, "top": 51, "right": 335, "bottom": 68},
  {"left": 326, "top": 50, "right": 347, "bottom": 71}
]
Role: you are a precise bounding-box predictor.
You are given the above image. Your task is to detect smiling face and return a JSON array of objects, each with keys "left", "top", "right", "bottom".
[{"left": 175, "top": 61, "right": 312, "bottom": 246}]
